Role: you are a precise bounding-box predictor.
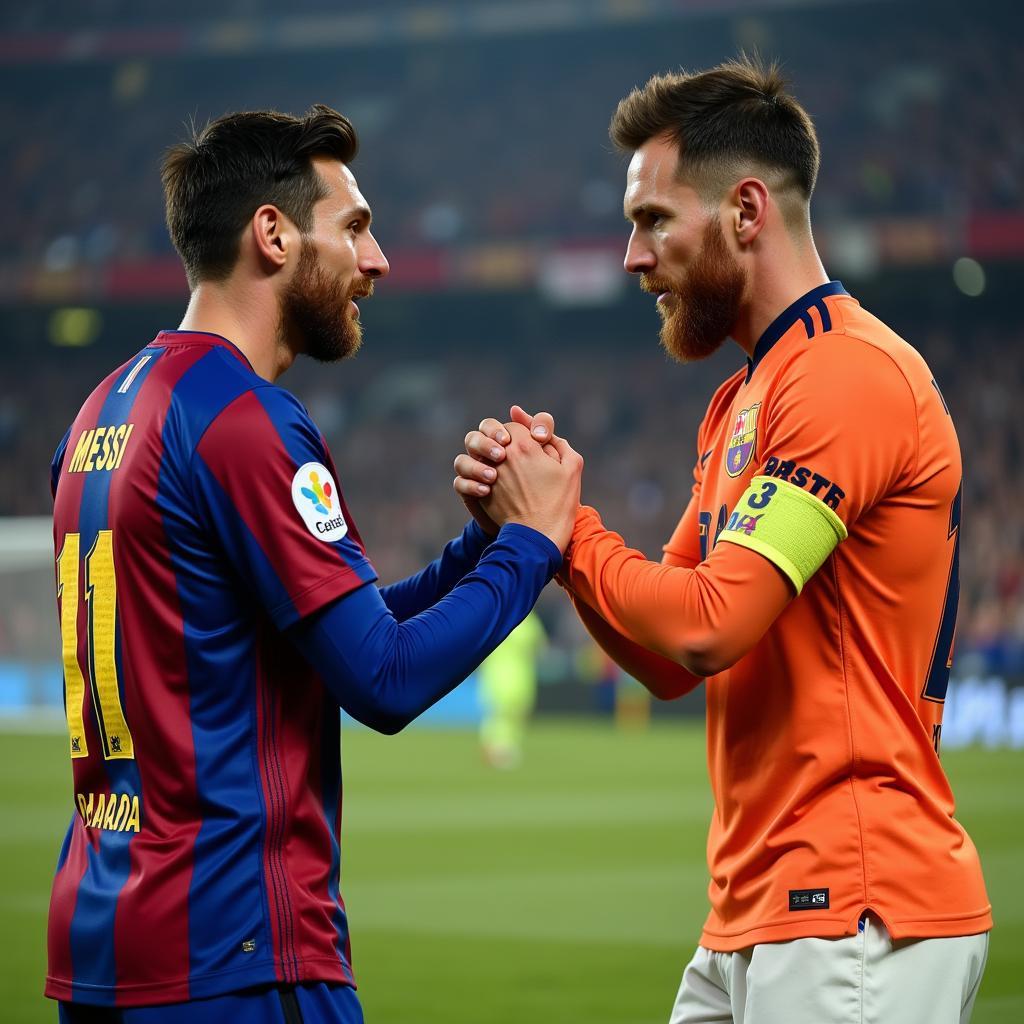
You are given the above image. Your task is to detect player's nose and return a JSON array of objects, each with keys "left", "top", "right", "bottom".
[
  {"left": 359, "top": 232, "right": 390, "bottom": 279},
  {"left": 624, "top": 228, "right": 654, "bottom": 275}
]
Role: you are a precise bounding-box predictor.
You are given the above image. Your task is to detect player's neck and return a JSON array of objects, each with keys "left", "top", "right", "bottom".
[
  {"left": 178, "top": 282, "right": 295, "bottom": 382},
  {"left": 730, "top": 245, "right": 829, "bottom": 358}
]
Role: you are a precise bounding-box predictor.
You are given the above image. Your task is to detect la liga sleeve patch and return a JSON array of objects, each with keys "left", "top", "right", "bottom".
[
  {"left": 718, "top": 475, "right": 848, "bottom": 593},
  {"left": 291, "top": 461, "right": 349, "bottom": 542}
]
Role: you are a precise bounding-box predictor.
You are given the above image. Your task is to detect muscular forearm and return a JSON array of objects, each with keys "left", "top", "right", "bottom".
[{"left": 565, "top": 506, "right": 791, "bottom": 677}]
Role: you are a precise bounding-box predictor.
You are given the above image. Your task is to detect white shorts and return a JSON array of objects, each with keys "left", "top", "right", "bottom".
[{"left": 669, "top": 913, "right": 989, "bottom": 1024}]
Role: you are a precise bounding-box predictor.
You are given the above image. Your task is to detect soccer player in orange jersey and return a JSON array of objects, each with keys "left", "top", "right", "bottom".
[{"left": 455, "top": 58, "right": 991, "bottom": 1024}]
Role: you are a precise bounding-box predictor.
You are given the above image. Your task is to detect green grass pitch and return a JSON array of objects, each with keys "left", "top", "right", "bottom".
[{"left": 1, "top": 721, "right": 1021, "bottom": 1023}]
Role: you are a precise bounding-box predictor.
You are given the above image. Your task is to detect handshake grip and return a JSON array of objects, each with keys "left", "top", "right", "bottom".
[{"left": 477, "top": 421, "right": 583, "bottom": 554}]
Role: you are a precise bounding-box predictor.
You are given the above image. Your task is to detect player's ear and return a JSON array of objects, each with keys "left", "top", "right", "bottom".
[
  {"left": 251, "top": 204, "right": 292, "bottom": 273},
  {"left": 731, "top": 178, "right": 769, "bottom": 246}
]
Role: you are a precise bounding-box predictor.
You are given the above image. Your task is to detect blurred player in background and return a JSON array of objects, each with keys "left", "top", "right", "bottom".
[
  {"left": 456, "top": 58, "right": 991, "bottom": 1024},
  {"left": 45, "top": 105, "right": 582, "bottom": 1023},
  {"left": 478, "top": 610, "right": 547, "bottom": 768}
]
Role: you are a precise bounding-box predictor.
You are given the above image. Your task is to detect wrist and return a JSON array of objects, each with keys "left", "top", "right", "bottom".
[
  {"left": 465, "top": 518, "right": 493, "bottom": 549},
  {"left": 502, "top": 515, "right": 562, "bottom": 551},
  {"left": 496, "top": 522, "right": 564, "bottom": 577}
]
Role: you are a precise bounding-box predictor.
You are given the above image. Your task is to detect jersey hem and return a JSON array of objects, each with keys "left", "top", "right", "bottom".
[
  {"left": 886, "top": 908, "right": 993, "bottom": 940},
  {"left": 45, "top": 955, "right": 356, "bottom": 1007},
  {"left": 700, "top": 906, "right": 993, "bottom": 952}
]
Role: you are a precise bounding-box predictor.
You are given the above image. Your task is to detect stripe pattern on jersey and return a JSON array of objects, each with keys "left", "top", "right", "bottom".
[{"left": 47, "top": 333, "right": 368, "bottom": 1006}]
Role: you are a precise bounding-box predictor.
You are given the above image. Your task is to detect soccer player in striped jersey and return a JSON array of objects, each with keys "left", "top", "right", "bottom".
[
  {"left": 46, "top": 105, "right": 582, "bottom": 1023},
  {"left": 456, "top": 59, "right": 991, "bottom": 1024}
]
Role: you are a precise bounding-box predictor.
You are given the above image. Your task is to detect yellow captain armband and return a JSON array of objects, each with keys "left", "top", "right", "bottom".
[{"left": 717, "top": 476, "right": 848, "bottom": 594}]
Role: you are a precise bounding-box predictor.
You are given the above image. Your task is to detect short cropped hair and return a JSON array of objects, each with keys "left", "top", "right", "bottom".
[
  {"left": 162, "top": 104, "right": 358, "bottom": 287},
  {"left": 609, "top": 56, "right": 819, "bottom": 203}
]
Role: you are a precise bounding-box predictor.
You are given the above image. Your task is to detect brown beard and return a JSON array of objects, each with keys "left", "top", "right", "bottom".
[
  {"left": 279, "top": 239, "right": 369, "bottom": 363},
  {"left": 641, "top": 217, "right": 746, "bottom": 364}
]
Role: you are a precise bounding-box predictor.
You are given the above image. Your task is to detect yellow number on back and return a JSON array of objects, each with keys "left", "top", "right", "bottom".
[
  {"left": 57, "top": 530, "right": 135, "bottom": 760},
  {"left": 56, "top": 533, "right": 89, "bottom": 758}
]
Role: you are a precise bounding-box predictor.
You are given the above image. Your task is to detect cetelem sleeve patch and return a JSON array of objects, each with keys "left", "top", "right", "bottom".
[
  {"left": 291, "top": 461, "right": 349, "bottom": 542},
  {"left": 717, "top": 475, "right": 848, "bottom": 593}
]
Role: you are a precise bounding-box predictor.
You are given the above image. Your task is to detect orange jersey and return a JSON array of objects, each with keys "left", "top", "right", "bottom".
[{"left": 563, "top": 281, "right": 991, "bottom": 950}]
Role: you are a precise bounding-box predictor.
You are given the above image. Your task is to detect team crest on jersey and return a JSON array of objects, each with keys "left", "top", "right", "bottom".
[
  {"left": 291, "top": 462, "right": 348, "bottom": 542},
  {"left": 725, "top": 402, "right": 761, "bottom": 478}
]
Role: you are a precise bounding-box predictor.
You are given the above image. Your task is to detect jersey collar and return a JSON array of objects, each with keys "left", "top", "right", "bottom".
[
  {"left": 745, "top": 280, "right": 848, "bottom": 382},
  {"left": 153, "top": 330, "right": 256, "bottom": 372}
]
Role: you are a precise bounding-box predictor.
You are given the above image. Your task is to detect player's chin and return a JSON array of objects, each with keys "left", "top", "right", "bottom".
[
  {"left": 345, "top": 321, "right": 364, "bottom": 356},
  {"left": 337, "top": 322, "right": 363, "bottom": 358},
  {"left": 303, "top": 321, "right": 363, "bottom": 363},
  {"left": 661, "top": 324, "right": 726, "bottom": 364}
]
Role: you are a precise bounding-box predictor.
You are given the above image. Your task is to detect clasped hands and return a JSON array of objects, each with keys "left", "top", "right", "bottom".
[{"left": 453, "top": 405, "right": 583, "bottom": 553}]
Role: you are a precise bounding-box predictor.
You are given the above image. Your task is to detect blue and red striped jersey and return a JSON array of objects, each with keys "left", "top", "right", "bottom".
[{"left": 46, "top": 331, "right": 377, "bottom": 1006}]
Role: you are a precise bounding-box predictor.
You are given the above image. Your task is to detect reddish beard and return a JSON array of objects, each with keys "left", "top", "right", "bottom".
[
  {"left": 280, "top": 239, "right": 371, "bottom": 363},
  {"left": 641, "top": 217, "right": 746, "bottom": 364}
]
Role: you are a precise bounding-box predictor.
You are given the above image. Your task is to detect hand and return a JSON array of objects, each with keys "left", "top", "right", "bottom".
[
  {"left": 454, "top": 406, "right": 556, "bottom": 535},
  {"left": 480, "top": 421, "right": 583, "bottom": 553}
]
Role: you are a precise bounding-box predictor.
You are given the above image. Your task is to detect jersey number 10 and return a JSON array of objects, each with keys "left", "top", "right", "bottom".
[{"left": 56, "top": 530, "right": 135, "bottom": 761}]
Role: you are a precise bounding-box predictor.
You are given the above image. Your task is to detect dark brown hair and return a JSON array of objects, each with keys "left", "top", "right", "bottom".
[
  {"left": 610, "top": 56, "right": 819, "bottom": 201},
  {"left": 162, "top": 104, "right": 358, "bottom": 286}
]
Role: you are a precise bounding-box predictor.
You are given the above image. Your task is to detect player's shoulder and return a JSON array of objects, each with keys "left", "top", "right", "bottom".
[
  {"left": 188, "top": 379, "right": 332, "bottom": 503},
  {"left": 200, "top": 379, "right": 316, "bottom": 451},
  {"left": 774, "top": 297, "right": 933, "bottom": 419},
  {"left": 790, "top": 297, "right": 932, "bottom": 392},
  {"left": 159, "top": 338, "right": 315, "bottom": 454}
]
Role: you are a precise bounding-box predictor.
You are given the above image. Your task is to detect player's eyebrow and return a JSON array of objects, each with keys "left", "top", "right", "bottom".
[
  {"left": 624, "top": 202, "right": 667, "bottom": 223},
  {"left": 341, "top": 203, "right": 373, "bottom": 227}
]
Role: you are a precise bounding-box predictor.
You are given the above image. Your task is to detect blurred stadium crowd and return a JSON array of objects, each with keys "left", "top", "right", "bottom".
[
  {"left": 0, "top": 0, "right": 1020, "bottom": 676},
  {"left": 2, "top": 2, "right": 1019, "bottom": 273}
]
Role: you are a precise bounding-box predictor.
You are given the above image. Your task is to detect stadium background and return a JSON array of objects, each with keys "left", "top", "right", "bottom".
[{"left": 1, "top": 0, "right": 1021, "bottom": 1020}]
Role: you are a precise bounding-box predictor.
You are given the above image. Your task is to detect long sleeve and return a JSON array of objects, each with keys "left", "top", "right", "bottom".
[
  {"left": 563, "top": 506, "right": 792, "bottom": 676},
  {"left": 378, "top": 520, "right": 491, "bottom": 622},
  {"left": 289, "top": 523, "right": 561, "bottom": 733}
]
